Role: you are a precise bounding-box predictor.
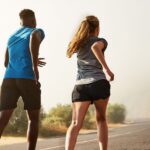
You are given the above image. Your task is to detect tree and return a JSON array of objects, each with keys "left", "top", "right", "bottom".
[
  {"left": 4, "top": 98, "right": 28, "bottom": 135},
  {"left": 4, "top": 98, "right": 45, "bottom": 136}
]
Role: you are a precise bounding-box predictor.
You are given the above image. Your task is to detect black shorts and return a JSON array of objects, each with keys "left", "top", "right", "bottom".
[
  {"left": 72, "top": 79, "right": 110, "bottom": 104},
  {"left": 0, "top": 78, "right": 41, "bottom": 110}
]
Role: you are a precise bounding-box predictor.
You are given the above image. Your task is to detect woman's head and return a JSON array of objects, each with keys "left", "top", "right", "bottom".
[
  {"left": 86, "top": 16, "right": 99, "bottom": 36},
  {"left": 67, "top": 15, "right": 99, "bottom": 58}
]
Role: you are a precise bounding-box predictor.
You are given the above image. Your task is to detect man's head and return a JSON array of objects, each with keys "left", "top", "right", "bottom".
[{"left": 19, "top": 9, "right": 36, "bottom": 28}]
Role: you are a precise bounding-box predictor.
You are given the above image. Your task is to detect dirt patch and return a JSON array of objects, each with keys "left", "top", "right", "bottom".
[
  {"left": 108, "top": 123, "right": 127, "bottom": 128},
  {"left": 0, "top": 137, "right": 26, "bottom": 146}
]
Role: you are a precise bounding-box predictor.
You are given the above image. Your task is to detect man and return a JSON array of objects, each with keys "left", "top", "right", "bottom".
[{"left": 0, "top": 9, "right": 45, "bottom": 150}]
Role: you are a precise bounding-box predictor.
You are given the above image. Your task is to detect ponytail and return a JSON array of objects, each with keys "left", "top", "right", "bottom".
[{"left": 67, "top": 16, "right": 99, "bottom": 58}]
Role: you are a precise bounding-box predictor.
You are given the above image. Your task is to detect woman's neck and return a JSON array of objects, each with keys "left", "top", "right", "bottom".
[{"left": 89, "top": 32, "right": 98, "bottom": 37}]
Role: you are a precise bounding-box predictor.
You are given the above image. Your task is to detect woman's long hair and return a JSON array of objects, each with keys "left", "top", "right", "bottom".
[{"left": 67, "top": 15, "right": 99, "bottom": 58}]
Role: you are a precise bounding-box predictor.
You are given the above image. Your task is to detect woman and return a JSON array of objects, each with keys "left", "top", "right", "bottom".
[{"left": 65, "top": 15, "right": 114, "bottom": 150}]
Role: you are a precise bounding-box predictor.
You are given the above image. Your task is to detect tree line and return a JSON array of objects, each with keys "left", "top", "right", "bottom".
[{"left": 3, "top": 98, "right": 126, "bottom": 137}]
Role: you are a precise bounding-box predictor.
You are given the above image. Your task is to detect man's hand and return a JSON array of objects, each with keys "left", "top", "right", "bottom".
[{"left": 38, "top": 58, "right": 46, "bottom": 67}]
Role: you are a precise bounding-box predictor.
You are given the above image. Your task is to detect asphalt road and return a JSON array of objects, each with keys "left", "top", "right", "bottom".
[{"left": 1, "top": 119, "right": 150, "bottom": 150}]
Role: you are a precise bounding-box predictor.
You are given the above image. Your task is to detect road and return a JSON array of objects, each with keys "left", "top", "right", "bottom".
[{"left": 1, "top": 120, "right": 150, "bottom": 150}]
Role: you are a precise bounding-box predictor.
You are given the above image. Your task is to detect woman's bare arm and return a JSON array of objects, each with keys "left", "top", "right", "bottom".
[{"left": 91, "top": 41, "right": 114, "bottom": 81}]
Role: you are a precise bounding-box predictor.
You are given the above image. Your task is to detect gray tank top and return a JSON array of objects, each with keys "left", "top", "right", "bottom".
[{"left": 76, "top": 36, "right": 108, "bottom": 85}]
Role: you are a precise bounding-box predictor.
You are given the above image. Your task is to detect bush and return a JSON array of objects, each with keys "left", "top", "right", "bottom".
[
  {"left": 40, "top": 104, "right": 96, "bottom": 134},
  {"left": 107, "top": 103, "right": 126, "bottom": 123},
  {"left": 47, "top": 104, "right": 72, "bottom": 127},
  {"left": 39, "top": 104, "right": 71, "bottom": 137},
  {"left": 39, "top": 116, "right": 66, "bottom": 137}
]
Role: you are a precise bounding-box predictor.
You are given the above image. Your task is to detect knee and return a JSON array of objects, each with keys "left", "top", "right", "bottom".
[
  {"left": 96, "top": 115, "right": 107, "bottom": 123},
  {"left": 71, "top": 120, "right": 82, "bottom": 131},
  {"left": 28, "top": 117, "right": 39, "bottom": 125}
]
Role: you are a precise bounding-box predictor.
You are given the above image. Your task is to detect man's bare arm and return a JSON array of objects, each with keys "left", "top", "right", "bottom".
[
  {"left": 30, "top": 31, "right": 41, "bottom": 81},
  {"left": 4, "top": 48, "right": 9, "bottom": 67}
]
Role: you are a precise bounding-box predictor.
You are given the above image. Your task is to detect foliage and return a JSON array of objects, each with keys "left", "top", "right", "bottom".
[
  {"left": 47, "top": 104, "right": 72, "bottom": 127},
  {"left": 4, "top": 99, "right": 46, "bottom": 136},
  {"left": 4, "top": 99, "right": 28, "bottom": 135},
  {"left": 107, "top": 103, "right": 126, "bottom": 123},
  {"left": 2, "top": 101, "right": 127, "bottom": 137}
]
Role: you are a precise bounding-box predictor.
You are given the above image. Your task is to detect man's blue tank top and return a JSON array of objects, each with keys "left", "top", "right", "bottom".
[{"left": 4, "top": 26, "right": 45, "bottom": 80}]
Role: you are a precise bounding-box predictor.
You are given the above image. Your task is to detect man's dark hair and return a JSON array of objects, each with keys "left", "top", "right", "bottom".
[{"left": 19, "top": 9, "right": 35, "bottom": 19}]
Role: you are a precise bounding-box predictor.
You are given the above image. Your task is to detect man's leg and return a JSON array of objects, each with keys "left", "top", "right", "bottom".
[
  {"left": 17, "top": 79, "right": 41, "bottom": 150},
  {"left": 26, "top": 109, "right": 40, "bottom": 150},
  {"left": 0, "top": 79, "right": 19, "bottom": 138},
  {"left": 0, "top": 109, "right": 14, "bottom": 138}
]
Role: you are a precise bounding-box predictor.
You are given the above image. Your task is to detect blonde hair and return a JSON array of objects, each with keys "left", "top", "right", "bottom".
[{"left": 67, "top": 15, "right": 99, "bottom": 58}]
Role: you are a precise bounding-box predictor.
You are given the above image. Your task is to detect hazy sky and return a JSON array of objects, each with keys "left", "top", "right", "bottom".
[{"left": 0, "top": 0, "right": 150, "bottom": 118}]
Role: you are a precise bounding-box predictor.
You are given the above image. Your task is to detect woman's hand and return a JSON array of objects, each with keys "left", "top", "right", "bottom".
[
  {"left": 38, "top": 58, "right": 46, "bottom": 67},
  {"left": 106, "top": 69, "right": 114, "bottom": 81}
]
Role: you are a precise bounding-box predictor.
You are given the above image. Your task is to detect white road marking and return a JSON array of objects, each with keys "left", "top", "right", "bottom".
[
  {"left": 39, "top": 139, "right": 98, "bottom": 150},
  {"left": 39, "top": 126, "right": 150, "bottom": 150},
  {"left": 40, "top": 145, "right": 65, "bottom": 150}
]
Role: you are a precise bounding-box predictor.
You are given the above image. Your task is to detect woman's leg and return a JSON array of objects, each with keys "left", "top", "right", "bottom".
[
  {"left": 65, "top": 101, "right": 91, "bottom": 150},
  {"left": 94, "top": 98, "right": 109, "bottom": 150}
]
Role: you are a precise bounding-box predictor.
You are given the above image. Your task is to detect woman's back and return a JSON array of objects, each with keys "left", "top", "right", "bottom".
[{"left": 76, "top": 36, "right": 108, "bottom": 85}]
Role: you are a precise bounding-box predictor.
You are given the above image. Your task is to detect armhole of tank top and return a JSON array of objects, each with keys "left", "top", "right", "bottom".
[{"left": 97, "top": 38, "right": 107, "bottom": 51}]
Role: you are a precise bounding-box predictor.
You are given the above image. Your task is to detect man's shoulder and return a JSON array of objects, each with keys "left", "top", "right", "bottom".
[{"left": 31, "top": 28, "right": 45, "bottom": 41}]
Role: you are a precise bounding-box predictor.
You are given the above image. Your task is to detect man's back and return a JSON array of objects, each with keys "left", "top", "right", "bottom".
[
  {"left": 5, "top": 27, "right": 35, "bottom": 79},
  {"left": 5, "top": 27, "right": 44, "bottom": 80}
]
